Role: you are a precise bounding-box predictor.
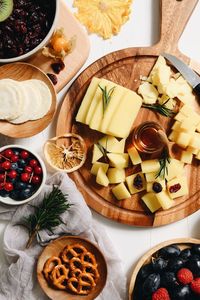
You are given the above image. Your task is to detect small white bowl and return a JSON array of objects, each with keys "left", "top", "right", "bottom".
[
  {"left": 0, "top": 0, "right": 59, "bottom": 63},
  {"left": 0, "top": 145, "right": 46, "bottom": 206}
]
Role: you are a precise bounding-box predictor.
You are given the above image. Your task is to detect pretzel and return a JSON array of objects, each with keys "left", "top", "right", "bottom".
[
  {"left": 50, "top": 264, "right": 69, "bottom": 290},
  {"left": 67, "top": 272, "right": 96, "bottom": 295},
  {"left": 81, "top": 251, "right": 97, "bottom": 266},
  {"left": 83, "top": 264, "right": 100, "bottom": 282},
  {"left": 43, "top": 256, "right": 62, "bottom": 280},
  {"left": 60, "top": 243, "right": 87, "bottom": 264},
  {"left": 69, "top": 257, "right": 83, "bottom": 271}
]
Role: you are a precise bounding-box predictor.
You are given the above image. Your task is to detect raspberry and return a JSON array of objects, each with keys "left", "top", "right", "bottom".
[
  {"left": 177, "top": 268, "right": 194, "bottom": 285},
  {"left": 152, "top": 288, "right": 170, "bottom": 300},
  {"left": 191, "top": 278, "right": 200, "bottom": 295}
]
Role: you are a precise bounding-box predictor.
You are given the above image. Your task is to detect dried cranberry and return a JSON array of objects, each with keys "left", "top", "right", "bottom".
[
  {"left": 47, "top": 73, "right": 58, "bottom": 85},
  {"left": 51, "top": 61, "right": 65, "bottom": 74},
  {"left": 152, "top": 182, "right": 163, "bottom": 193},
  {"left": 133, "top": 174, "right": 143, "bottom": 190},
  {"left": 169, "top": 183, "right": 181, "bottom": 193}
]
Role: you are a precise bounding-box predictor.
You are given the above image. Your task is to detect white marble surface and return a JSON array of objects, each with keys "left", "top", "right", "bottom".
[{"left": 1, "top": 0, "right": 200, "bottom": 298}]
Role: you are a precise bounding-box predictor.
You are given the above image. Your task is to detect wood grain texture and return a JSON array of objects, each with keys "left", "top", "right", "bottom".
[
  {"left": 129, "top": 238, "right": 200, "bottom": 299},
  {"left": 27, "top": 0, "right": 90, "bottom": 93},
  {"left": 37, "top": 236, "right": 107, "bottom": 300},
  {"left": 56, "top": 0, "right": 200, "bottom": 227},
  {"left": 0, "top": 63, "right": 57, "bottom": 138}
]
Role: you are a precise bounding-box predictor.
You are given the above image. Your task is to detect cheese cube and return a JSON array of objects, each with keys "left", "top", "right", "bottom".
[
  {"left": 172, "top": 121, "right": 181, "bottom": 131},
  {"left": 166, "top": 78, "right": 179, "bottom": 98},
  {"left": 107, "top": 153, "right": 129, "bottom": 169},
  {"left": 96, "top": 167, "right": 109, "bottom": 187},
  {"left": 146, "top": 180, "right": 166, "bottom": 193},
  {"left": 98, "top": 136, "right": 125, "bottom": 153},
  {"left": 91, "top": 162, "right": 109, "bottom": 175},
  {"left": 165, "top": 159, "right": 184, "bottom": 181},
  {"left": 126, "top": 172, "right": 146, "bottom": 194},
  {"left": 152, "top": 65, "right": 171, "bottom": 93},
  {"left": 145, "top": 172, "right": 157, "bottom": 182},
  {"left": 174, "top": 112, "right": 186, "bottom": 122},
  {"left": 167, "top": 176, "right": 188, "bottom": 199},
  {"left": 187, "top": 146, "right": 198, "bottom": 155},
  {"left": 196, "top": 150, "right": 200, "bottom": 160},
  {"left": 189, "top": 133, "right": 200, "bottom": 149},
  {"left": 149, "top": 56, "right": 167, "bottom": 82},
  {"left": 168, "top": 130, "right": 179, "bottom": 142},
  {"left": 76, "top": 77, "right": 101, "bottom": 123},
  {"left": 106, "top": 90, "right": 142, "bottom": 138},
  {"left": 180, "top": 149, "right": 193, "bottom": 164},
  {"left": 141, "top": 159, "right": 160, "bottom": 174},
  {"left": 180, "top": 119, "right": 196, "bottom": 133},
  {"left": 180, "top": 105, "right": 200, "bottom": 126},
  {"left": 127, "top": 146, "right": 142, "bottom": 165},
  {"left": 156, "top": 191, "right": 174, "bottom": 210},
  {"left": 142, "top": 193, "right": 161, "bottom": 213},
  {"left": 107, "top": 168, "right": 125, "bottom": 184},
  {"left": 92, "top": 144, "right": 103, "bottom": 163},
  {"left": 138, "top": 82, "right": 158, "bottom": 104},
  {"left": 112, "top": 183, "right": 131, "bottom": 200},
  {"left": 175, "top": 132, "right": 192, "bottom": 149}
]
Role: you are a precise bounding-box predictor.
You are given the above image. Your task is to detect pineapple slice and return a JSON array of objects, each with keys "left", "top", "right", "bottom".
[
  {"left": 91, "top": 162, "right": 109, "bottom": 175},
  {"left": 126, "top": 172, "right": 146, "bottom": 194},
  {"left": 112, "top": 182, "right": 131, "bottom": 200},
  {"left": 96, "top": 167, "right": 109, "bottom": 187},
  {"left": 127, "top": 146, "right": 142, "bottom": 165},
  {"left": 142, "top": 193, "right": 161, "bottom": 213},
  {"left": 107, "top": 168, "right": 125, "bottom": 184},
  {"left": 167, "top": 176, "right": 188, "bottom": 199}
]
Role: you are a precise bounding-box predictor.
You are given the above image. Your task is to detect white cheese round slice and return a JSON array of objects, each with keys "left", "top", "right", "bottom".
[{"left": 0, "top": 79, "right": 24, "bottom": 121}]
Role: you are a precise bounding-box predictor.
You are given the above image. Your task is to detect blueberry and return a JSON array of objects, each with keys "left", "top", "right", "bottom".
[
  {"left": 11, "top": 163, "right": 18, "bottom": 170},
  {"left": 0, "top": 190, "right": 10, "bottom": 197},
  {"left": 171, "top": 285, "right": 190, "bottom": 300},
  {"left": 10, "top": 190, "right": 20, "bottom": 201},
  {"left": 20, "top": 188, "right": 32, "bottom": 200},
  {"left": 17, "top": 167, "right": 24, "bottom": 174},
  {"left": 186, "top": 259, "right": 200, "bottom": 276},
  {"left": 18, "top": 159, "right": 26, "bottom": 168},
  {"left": 138, "top": 264, "right": 153, "bottom": 281},
  {"left": 14, "top": 181, "right": 27, "bottom": 190},
  {"left": 152, "top": 258, "right": 168, "bottom": 273},
  {"left": 180, "top": 248, "right": 192, "bottom": 260},
  {"left": 191, "top": 245, "right": 200, "bottom": 256},
  {"left": 161, "top": 272, "right": 178, "bottom": 288},
  {"left": 158, "top": 245, "right": 181, "bottom": 259},
  {"left": 168, "top": 257, "right": 185, "bottom": 272},
  {"left": 143, "top": 273, "right": 160, "bottom": 295}
]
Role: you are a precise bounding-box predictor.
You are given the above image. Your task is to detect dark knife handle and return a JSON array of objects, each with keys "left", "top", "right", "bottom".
[{"left": 194, "top": 84, "right": 200, "bottom": 97}]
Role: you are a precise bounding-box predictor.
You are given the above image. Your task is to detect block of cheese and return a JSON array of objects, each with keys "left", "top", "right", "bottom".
[
  {"left": 112, "top": 182, "right": 131, "bottom": 200},
  {"left": 92, "top": 144, "right": 103, "bottom": 163},
  {"left": 87, "top": 78, "right": 114, "bottom": 127},
  {"left": 149, "top": 56, "right": 167, "bottom": 82},
  {"left": 142, "top": 193, "right": 161, "bottom": 213},
  {"left": 126, "top": 172, "right": 146, "bottom": 194},
  {"left": 76, "top": 77, "right": 101, "bottom": 123},
  {"left": 189, "top": 132, "right": 200, "bottom": 149},
  {"left": 196, "top": 150, "right": 200, "bottom": 160},
  {"left": 141, "top": 159, "right": 160, "bottom": 174},
  {"left": 91, "top": 162, "right": 109, "bottom": 176},
  {"left": 96, "top": 167, "right": 109, "bottom": 187},
  {"left": 166, "top": 78, "right": 179, "bottom": 98},
  {"left": 146, "top": 179, "right": 166, "bottom": 193},
  {"left": 107, "top": 153, "right": 129, "bottom": 168},
  {"left": 106, "top": 89, "right": 142, "bottom": 138},
  {"left": 167, "top": 176, "right": 188, "bottom": 199},
  {"left": 107, "top": 168, "right": 125, "bottom": 184},
  {"left": 168, "top": 130, "right": 179, "bottom": 142},
  {"left": 152, "top": 63, "right": 171, "bottom": 94},
  {"left": 175, "top": 131, "right": 192, "bottom": 149},
  {"left": 127, "top": 146, "right": 142, "bottom": 165},
  {"left": 98, "top": 136, "right": 125, "bottom": 153},
  {"left": 165, "top": 159, "right": 184, "bottom": 181},
  {"left": 180, "top": 105, "right": 200, "bottom": 126},
  {"left": 156, "top": 191, "right": 174, "bottom": 210},
  {"left": 138, "top": 82, "right": 158, "bottom": 104},
  {"left": 145, "top": 172, "right": 158, "bottom": 182},
  {"left": 180, "top": 149, "right": 193, "bottom": 164},
  {"left": 180, "top": 118, "right": 196, "bottom": 133},
  {"left": 174, "top": 112, "right": 186, "bottom": 122},
  {"left": 172, "top": 121, "right": 181, "bottom": 132}
]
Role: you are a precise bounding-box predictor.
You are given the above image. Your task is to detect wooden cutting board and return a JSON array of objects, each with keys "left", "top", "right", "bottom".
[
  {"left": 56, "top": 0, "right": 200, "bottom": 227},
  {"left": 27, "top": 0, "right": 90, "bottom": 93}
]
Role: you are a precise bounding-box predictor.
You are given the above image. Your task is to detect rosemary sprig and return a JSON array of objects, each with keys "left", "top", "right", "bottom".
[
  {"left": 22, "top": 186, "right": 71, "bottom": 248},
  {"left": 142, "top": 100, "right": 175, "bottom": 118},
  {"left": 156, "top": 148, "right": 171, "bottom": 179},
  {"left": 98, "top": 85, "right": 116, "bottom": 114}
]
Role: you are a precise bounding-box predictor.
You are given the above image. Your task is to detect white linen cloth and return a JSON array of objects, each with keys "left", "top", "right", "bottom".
[{"left": 0, "top": 172, "right": 126, "bottom": 300}]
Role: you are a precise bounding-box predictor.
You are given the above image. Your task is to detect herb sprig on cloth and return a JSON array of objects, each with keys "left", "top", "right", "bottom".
[{"left": 22, "top": 186, "right": 71, "bottom": 248}]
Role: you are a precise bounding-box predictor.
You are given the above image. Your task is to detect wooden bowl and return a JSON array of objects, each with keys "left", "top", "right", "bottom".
[
  {"left": 129, "top": 238, "right": 200, "bottom": 300},
  {"left": 0, "top": 63, "right": 57, "bottom": 138},
  {"left": 37, "top": 236, "right": 107, "bottom": 300}
]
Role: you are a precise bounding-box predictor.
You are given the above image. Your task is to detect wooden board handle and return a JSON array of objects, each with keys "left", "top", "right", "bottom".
[{"left": 151, "top": 0, "right": 198, "bottom": 56}]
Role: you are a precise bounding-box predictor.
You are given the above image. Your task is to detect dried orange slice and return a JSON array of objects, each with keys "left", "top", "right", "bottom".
[{"left": 44, "top": 134, "right": 86, "bottom": 173}]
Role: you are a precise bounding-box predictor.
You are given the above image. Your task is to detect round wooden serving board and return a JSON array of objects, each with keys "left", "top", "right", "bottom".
[
  {"left": 57, "top": 0, "right": 200, "bottom": 227},
  {"left": 129, "top": 238, "right": 200, "bottom": 299}
]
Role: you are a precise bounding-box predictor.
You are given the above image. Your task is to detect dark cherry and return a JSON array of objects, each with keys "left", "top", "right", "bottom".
[
  {"left": 2, "top": 161, "right": 11, "bottom": 170},
  {"left": 21, "top": 173, "right": 30, "bottom": 182},
  {"left": 29, "top": 159, "right": 38, "bottom": 168},
  {"left": 4, "top": 182, "right": 13, "bottom": 192},
  {"left": 20, "top": 150, "right": 29, "bottom": 159},
  {"left": 34, "top": 166, "right": 42, "bottom": 175}
]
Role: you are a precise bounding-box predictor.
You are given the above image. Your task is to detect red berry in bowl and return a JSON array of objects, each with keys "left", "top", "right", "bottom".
[
  {"left": 20, "top": 150, "right": 29, "bottom": 160},
  {"left": 21, "top": 173, "right": 30, "bottom": 182},
  {"left": 34, "top": 166, "right": 42, "bottom": 175},
  {"left": 24, "top": 166, "right": 33, "bottom": 173},
  {"left": 4, "top": 149, "right": 14, "bottom": 158},
  {"left": 2, "top": 161, "right": 11, "bottom": 170},
  {"left": 11, "top": 155, "right": 19, "bottom": 162},
  {"left": 32, "top": 175, "right": 41, "bottom": 185},
  {"left": 191, "top": 278, "right": 200, "bottom": 295},
  {"left": 177, "top": 268, "right": 193, "bottom": 285},
  {"left": 0, "top": 174, "right": 5, "bottom": 182},
  {"left": 8, "top": 170, "right": 17, "bottom": 179},
  {"left": 4, "top": 182, "right": 13, "bottom": 192},
  {"left": 29, "top": 159, "right": 38, "bottom": 168}
]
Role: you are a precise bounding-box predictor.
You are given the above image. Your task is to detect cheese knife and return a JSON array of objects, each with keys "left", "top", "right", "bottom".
[{"left": 162, "top": 53, "right": 200, "bottom": 97}]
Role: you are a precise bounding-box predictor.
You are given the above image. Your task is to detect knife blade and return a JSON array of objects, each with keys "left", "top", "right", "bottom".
[{"left": 162, "top": 53, "right": 200, "bottom": 97}]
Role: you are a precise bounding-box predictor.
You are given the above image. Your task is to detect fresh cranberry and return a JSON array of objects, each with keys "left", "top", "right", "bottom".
[
  {"left": 8, "top": 170, "right": 17, "bottom": 179},
  {"left": 29, "top": 159, "right": 38, "bottom": 168},
  {"left": 21, "top": 173, "right": 30, "bottom": 182},
  {"left": 169, "top": 183, "right": 181, "bottom": 193},
  {"left": 32, "top": 175, "right": 41, "bottom": 185},
  {"left": 0, "top": 174, "right": 5, "bottom": 182},
  {"left": 34, "top": 166, "right": 42, "bottom": 175},
  {"left": 11, "top": 155, "right": 19, "bottom": 162},
  {"left": 2, "top": 161, "right": 11, "bottom": 170},
  {"left": 20, "top": 150, "right": 29, "bottom": 159},
  {"left": 4, "top": 149, "right": 14, "bottom": 158},
  {"left": 4, "top": 182, "right": 13, "bottom": 192},
  {"left": 24, "top": 166, "right": 33, "bottom": 173}
]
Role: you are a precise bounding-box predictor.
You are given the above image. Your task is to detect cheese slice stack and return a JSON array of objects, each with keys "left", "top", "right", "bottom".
[{"left": 76, "top": 77, "right": 142, "bottom": 138}]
